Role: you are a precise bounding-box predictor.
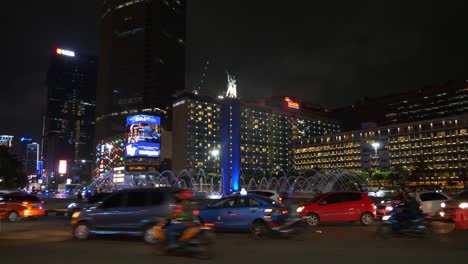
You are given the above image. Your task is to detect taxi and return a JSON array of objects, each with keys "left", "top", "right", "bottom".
[{"left": 0, "top": 192, "right": 46, "bottom": 222}]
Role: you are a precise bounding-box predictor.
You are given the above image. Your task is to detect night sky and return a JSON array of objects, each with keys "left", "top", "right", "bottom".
[{"left": 2, "top": 0, "right": 468, "bottom": 145}]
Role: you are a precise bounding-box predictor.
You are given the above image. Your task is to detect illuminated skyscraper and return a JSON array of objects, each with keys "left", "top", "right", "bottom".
[
  {"left": 44, "top": 48, "right": 97, "bottom": 180},
  {"left": 95, "top": 0, "right": 186, "bottom": 141}
]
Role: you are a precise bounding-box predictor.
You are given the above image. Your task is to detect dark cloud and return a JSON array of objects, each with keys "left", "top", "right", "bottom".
[{"left": 3, "top": 0, "right": 468, "bottom": 142}]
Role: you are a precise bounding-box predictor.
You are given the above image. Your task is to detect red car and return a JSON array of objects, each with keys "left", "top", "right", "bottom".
[{"left": 296, "top": 191, "right": 376, "bottom": 226}]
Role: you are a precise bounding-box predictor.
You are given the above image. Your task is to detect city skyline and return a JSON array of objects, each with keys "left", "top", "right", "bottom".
[{"left": 3, "top": 0, "right": 468, "bottom": 144}]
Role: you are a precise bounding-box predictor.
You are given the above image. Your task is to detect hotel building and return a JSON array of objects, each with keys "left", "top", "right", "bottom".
[
  {"left": 172, "top": 95, "right": 340, "bottom": 175},
  {"left": 294, "top": 114, "right": 468, "bottom": 184}
]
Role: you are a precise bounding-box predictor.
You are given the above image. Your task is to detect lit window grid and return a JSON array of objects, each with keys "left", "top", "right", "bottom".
[
  {"left": 184, "top": 99, "right": 340, "bottom": 174},
  {"left": 294, "top": 116, "right": 468, "bottom": 179}
]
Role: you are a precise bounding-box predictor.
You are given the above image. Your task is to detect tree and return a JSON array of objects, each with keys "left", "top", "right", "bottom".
[{"left": 0, "top": 146, "right": 27, "bottom": 188}]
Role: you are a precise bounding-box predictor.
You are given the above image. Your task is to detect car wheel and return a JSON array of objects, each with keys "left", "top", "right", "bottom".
[
  {"left": 360, "top": 212, "right": 374, "bottom": 226},
  {"left": 7, "top": 211, "right": 19, "bottom": 222},
  {"left": 143, "top": 225, "right": 157, "bottom": 244},
  {"left": 251, "top": 222, "right": 268, "bottom": 240},
  {"left": 306, "top": 213, "right": 320, "bottom": 226},
  {"left": 73, "top": 223, "right": 90, "bottom": 240}
]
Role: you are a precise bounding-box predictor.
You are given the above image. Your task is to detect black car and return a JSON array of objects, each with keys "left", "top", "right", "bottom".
[
  {"left": 71, "top": 188, "right": 179, "bottom": 243},
  {"left": 67, "top": 192, "right": 112, "bottom": 215}
]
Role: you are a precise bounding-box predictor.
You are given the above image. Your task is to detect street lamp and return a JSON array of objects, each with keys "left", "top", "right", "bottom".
[
  {"left": 371, "top": 142, "right": 380, "bottom": 157},
  {"left": 371, "top": 142, "right": 380, "bottom": 171},
  {"left": 210, "top": 149, "right": 220, "bottom": 173}
]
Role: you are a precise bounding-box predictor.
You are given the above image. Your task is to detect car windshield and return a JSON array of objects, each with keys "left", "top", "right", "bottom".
[{"left": 309, "top": 193, "right": 326, "bottom": 203}]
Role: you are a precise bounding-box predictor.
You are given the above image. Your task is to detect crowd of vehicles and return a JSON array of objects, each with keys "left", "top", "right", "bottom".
[{"left": 3, "top": 186, "right": 467, "bottom": 259}]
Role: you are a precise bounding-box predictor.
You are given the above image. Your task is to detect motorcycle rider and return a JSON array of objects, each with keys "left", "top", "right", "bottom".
[
  {"left": 165, "top": 189, "right": 195, "bottom": 250},
  {"left": 397, "top": 188, "right": 422, "bottom": 229}
]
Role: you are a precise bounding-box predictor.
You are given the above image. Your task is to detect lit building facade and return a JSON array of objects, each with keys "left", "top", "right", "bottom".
[
  {"left": 95, "top": 0, "right": 186, "bottom": 141},
  {"left": 294, "top": 114, "right": 468, "bottom": 184},
  {"left": 172, "top": 95, "right": 341, "bottom": 175},
  {"left": 24, "top": 143, "right": 39, "bottom": 176},
  {"left": 0, "top": 135, "right": 14, "bottom": 148},
  {"left": 333, "top": 80, "right": 468, "bottom": 130},
  {"left": 44, "top": 48, "right": 97, "bottom": 179}
]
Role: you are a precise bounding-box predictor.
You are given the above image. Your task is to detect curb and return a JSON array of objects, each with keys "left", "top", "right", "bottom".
[{"left": 46, "top": 210, "right": 69, "bottom": 217}]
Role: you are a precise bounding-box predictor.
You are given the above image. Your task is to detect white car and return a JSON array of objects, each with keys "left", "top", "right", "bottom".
[{"left": 409, "top": 191, "right": 451, "bottom": 216}]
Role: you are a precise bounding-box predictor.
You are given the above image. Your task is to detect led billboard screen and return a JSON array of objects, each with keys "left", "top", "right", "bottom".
[{"left": 125, "top": 115, "right": 161, "bottom": 158}]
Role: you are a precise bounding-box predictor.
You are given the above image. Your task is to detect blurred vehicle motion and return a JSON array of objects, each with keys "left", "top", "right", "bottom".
[
  {"left": 297, "top": 191, "right": 376, "bottom": 226},
  {"left": 247, "top": 190, "right": 282, "bottom": 203},
  {"left": 153, "top": 219, "right": 215, "bottom": 259},
  {"left": 0, "top": 192, "right": 46, "bottom": 222},
  {"left": 439, "top": 190, "right": 468, "bottom": 230},
  {"left": 197, "top": 192, "right": 288, "bottom": 234},
  {"left": 72, "top": 188, "right": 177, "bottom": 243},
  {"left": 67, "top": 192, "right": 112, "bottom": 216}
]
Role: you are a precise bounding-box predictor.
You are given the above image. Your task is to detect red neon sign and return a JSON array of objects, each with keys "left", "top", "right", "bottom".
[{"left": 284, "top": 97, "right": 300, "bottom": 109}]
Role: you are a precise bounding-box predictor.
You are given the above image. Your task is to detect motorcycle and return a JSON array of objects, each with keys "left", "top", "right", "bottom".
[
  {"left": 251, "top": 208, "right": 308, "bottom": 240},
  {"left": 152, "top": 219, "right": 216, "bottom": 259},
  {"left": 377, "top": 205, "right": 431, "bottom": 239}
]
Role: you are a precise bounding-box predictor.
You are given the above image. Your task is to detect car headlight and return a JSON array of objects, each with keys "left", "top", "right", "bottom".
[
  {"left": 382, "top": 215, "right": 391, "bottom": 221},
  {"left": 459, "top": 202, "right": 468, "bottom": 209},
  {"left": 385, "top": 206, "right": 393, "bottom": 211},
  {"left": 264, "top": 209, "right": 273, "bottom": 213},
  {"left": 441, "top": 202, "right": 446, "bottom": 208},
  {"left": 296, "top": 206, "right": 305, "bottom": 213},
  {"left": 67, "top": 203, "right": 77, "bottom": 209},
  {"left": 72, "top": 211, "right": 81, "bottom": 218}
]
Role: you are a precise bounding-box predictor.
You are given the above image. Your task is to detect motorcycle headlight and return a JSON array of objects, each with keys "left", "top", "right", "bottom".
[
  {"left": 296, "top": 206, "right": 305, "bottom": 213},
  {"left": 72, "top": 211, "right": 81, "bottom": 219},
  {"left": 441, "top": 202, "right": 446, "bottom": 208},
  {"left": 459, "top": 202, "right": 468, "bottom": 209}
]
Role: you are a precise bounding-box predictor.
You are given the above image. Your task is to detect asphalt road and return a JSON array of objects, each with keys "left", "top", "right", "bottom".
[{"left": 0, "top": 216, "right": 467, "bottom": 264}]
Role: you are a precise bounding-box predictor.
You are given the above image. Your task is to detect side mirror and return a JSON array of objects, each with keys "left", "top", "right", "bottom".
[{"left": 319, "top": 200, "right": 327, "bottom": 206}]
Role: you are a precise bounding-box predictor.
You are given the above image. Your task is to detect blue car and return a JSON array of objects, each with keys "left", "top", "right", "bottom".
[{"left": 197, "top": 194, "right": 286, "bottom": 231}]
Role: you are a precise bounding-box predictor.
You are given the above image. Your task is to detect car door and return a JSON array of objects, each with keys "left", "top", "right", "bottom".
[
  {"left": 340, "top": 193, "right": 363, "bottom": 221},
  {"left": 92, "top": 192, "right": 127, "bottom": 230},
  {"left": 201, "top": 197, "right": 236, "bottom": 229},
  {"left": 317, "top": 193, "right": 345, "bottom": 222},
  {"left": 120, "top": 190, "right": 150, "bottom": 231},
  {"left": 0, "top": 194, "right": 8, "bottom": 218},
  {"left": 225, "top": 196, "right": 260, "bottom": 230},
  {"left": 419, "top": 192, "right": 450, "bottom": 215}
]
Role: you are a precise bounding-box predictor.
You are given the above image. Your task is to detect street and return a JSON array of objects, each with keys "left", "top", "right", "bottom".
[{"left": 1, "top": 216, "right": 468, "bottom": 264}]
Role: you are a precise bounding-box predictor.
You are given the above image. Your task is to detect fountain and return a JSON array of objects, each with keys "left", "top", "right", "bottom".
[{"left": 86, "top": 168, "right": 368, "bottom": 198}]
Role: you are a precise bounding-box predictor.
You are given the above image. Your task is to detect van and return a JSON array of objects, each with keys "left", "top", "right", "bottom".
[{"left": 71, "top": 188, "right": 177, "bottom": 243}]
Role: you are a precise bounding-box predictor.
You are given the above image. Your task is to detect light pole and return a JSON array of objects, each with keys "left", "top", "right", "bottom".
[
  {"left": 210, "top": 149, "right": 220, "bottom": 173},
  {"left": 371, "top": 142, "right": 380, "bottom": 170}
]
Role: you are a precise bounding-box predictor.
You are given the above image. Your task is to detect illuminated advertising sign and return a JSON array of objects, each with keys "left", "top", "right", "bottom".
[
  {"left": 56, "top": 48, "right": 75, "bottom": 57},
  {"left": 284, "top": 97, "right": 300, "bottom": 110},
  {"left": 126, "top": 115, "right": 161, "bottom": 158},
  {"left": 58, "top": 160, "right": 67, "bottom": 174}
]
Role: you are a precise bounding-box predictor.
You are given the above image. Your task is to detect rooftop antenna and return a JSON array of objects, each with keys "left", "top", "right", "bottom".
[{"left": 193, "top": 59, "right": 210, "bottom": 95}]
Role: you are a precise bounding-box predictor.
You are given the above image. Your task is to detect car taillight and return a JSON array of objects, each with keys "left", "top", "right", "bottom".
[
  {"left": 278, "top": 197, "right": 283, "bottom": 203},
  {"left": 281, "top": 210, "right": 288, "bottom": 215},
  {"left": 193, "top": 209, "right": 199, "bottom": 216},
  {"left": 22, "top": 201, "right": 29, "bottom": 206}
]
